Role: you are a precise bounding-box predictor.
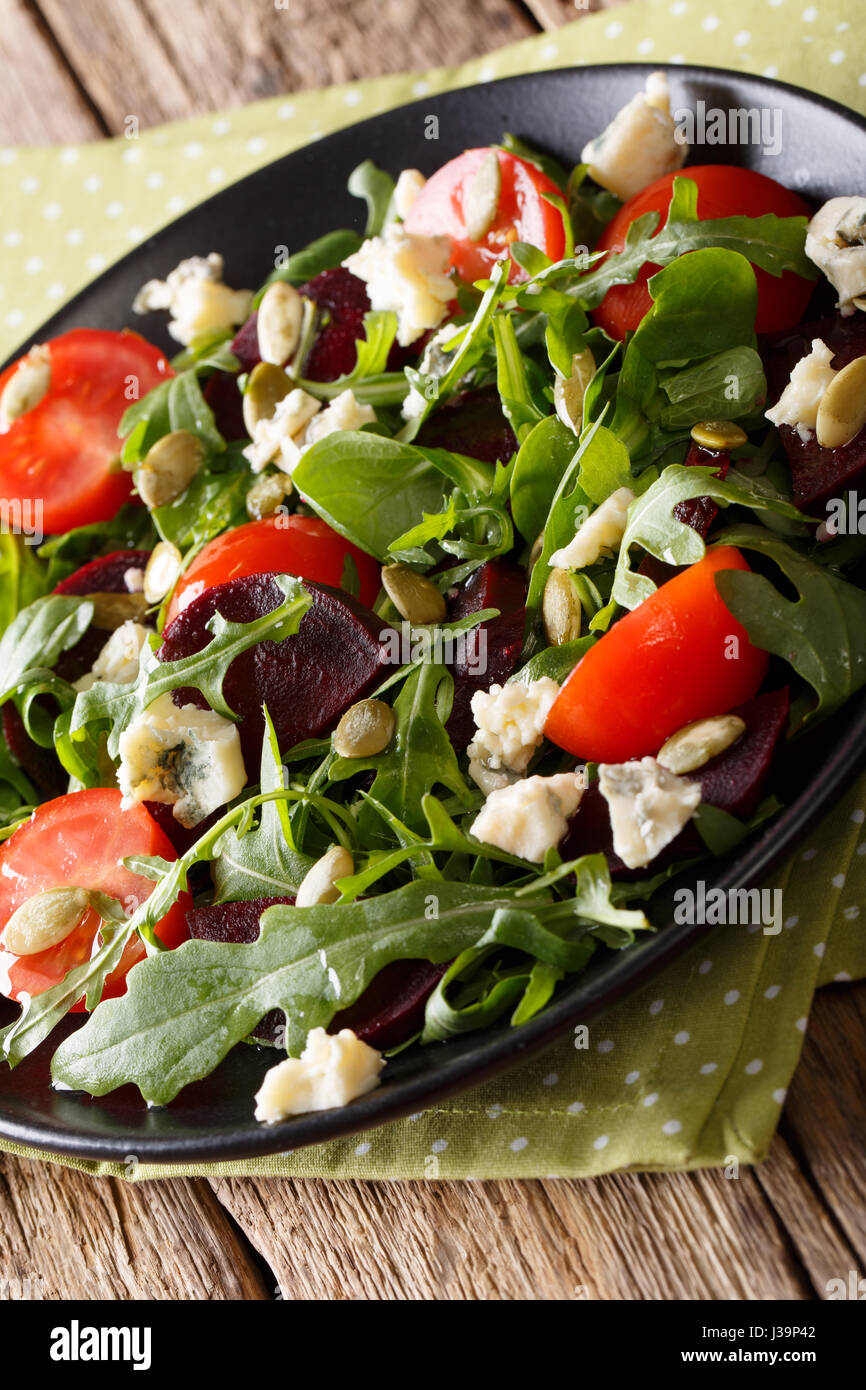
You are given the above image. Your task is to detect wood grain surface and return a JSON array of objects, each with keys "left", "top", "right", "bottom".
[{"left": 0, "top": 0, "right": 863, "bottom": 1303}]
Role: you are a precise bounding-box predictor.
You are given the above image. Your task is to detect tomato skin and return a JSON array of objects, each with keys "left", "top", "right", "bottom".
[
  {"left": 404, "top": 148, "right": 566, "bottom": 284},
  {"left": 593, "top": 166, "right": 814, "bottom": 339},
  {"left": 165, "top": 514, "right": 380, "bottom": 626},
  {"left": 0, "top": 329, "right": 172, "bottom": 534},
  {"left": 0, "top": 789, "right": 189, "bottom": 1008},
  {"left": 544, "top": 547, "right": 768, "bottom": 764}
]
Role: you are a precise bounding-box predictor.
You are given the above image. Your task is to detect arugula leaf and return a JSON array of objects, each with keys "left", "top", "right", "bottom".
[
  {"left": 330, "top": 662, "right": 474, "bottom": 839},
  {"left": 50, "top": 881, "right": 561, "bottom": 1102},
  {"left": 120, "top": 367, "right": 225, "bottom": 467},
  {"left": 347, "top": 159, "right": 396, "bottom": 237},
  {"left": 0, "top": 595, "right": 93, "bottom": 702},
  {"left": 211, "top": 709, "right": 314, "bottom": 901},
  {"left": 492, "top": 313, "right": 547, "bottom": 443},
  {"left": 570, "top": 176, "right": 816, "bottom": 308},
  {"left": 713, "top": 525, "right": 866, "bottom": 722},
  {"left": 65, "top": 576, "right": 311, "bottom": 764},
  {"left": 612, "top": 465, "right": 809, "bottom": 610},
  {"left": 566, "top": 163, "right": 622, "bottom": 250},
  {"left": 297, "top": 310, "right": 399, "bottom": 403}
]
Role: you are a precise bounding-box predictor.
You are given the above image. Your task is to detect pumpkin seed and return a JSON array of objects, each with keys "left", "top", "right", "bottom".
[
  {"left": 246, "top": 472, "right": 293, "bottom": 520},
  {"left": 0, "top": 345, "right": 51, "bottom": 432},
  {"left": 464, "top": 150, "right": 501, "bottom": 242},
  {"left": 333, "top": 698, "right": 395, "bottom": 758},
  {"left": 295, "top": 845, "right": 354, "bottom": 908},
  {"left": 816, "top": 355, "right": 866, "bottom": 449},
  {"left": 542, "top": 567, "right": 582, "bottom": 646},
  {"left": 88, "top": 591, "right": 151, "bottom": 629},
  {"left": 257, "top": 281, "right": 304, "bottom": 366},
  {"left": 137, "top": 430, "right": 203, "bottom": 509},
  {"left": 657, "top": 714, "right": 746, "bottom": 775},
  {"left": 3, "top": 886, "right": 90, "bottom": 956},
  {"left": 143, "top": 540, "right": 183, "bottom": 605},
  {"left": 554, "top": 348, "right": 596, "bottom": 434},
  {"left": 527, "top": 531, "right": 545, "bottom": 573},
  {"left": 381, "top": 563, "right": 446, "bottom": 624},
  {"left": 242, "top": 361, "right": 294, "bottom": 436},
  {"left": 689, "top": 420, "right": 748, "bottom": 451}
]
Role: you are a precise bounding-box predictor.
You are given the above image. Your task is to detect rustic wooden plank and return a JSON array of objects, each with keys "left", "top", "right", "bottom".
[
  {"left": 752, "top": 1133, "right": 861, "bottom": 1299},
  {"left": 0, "top": 0, "right": 104, "bottom": 145},
  {"left": 34, "top": 0, "right": 538, "bottom": 136},
  {"left": 0, "top": 1156, "right": 270, "bottom": 1299},
  {"left": 780, "top": 981, "right": 866, "bottom": 1267},
  {"left": 524, "top": 0, "right": 629, "bottom": 27},
  {"left": 212, "top": 1162, "right": 809, "bottom": 1300}
]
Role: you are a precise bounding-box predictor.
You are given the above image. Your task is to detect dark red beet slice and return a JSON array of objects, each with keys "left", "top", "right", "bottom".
[
  {"left": 230, "top": 311, "right": 261, "bottom": 373},
  {"left": 142, "top": 799, "right": 222, "bottom": 858},
  {"left": 416, "top": 385, "right": 518, "bottom": 464},
  {"left": 53, "top": 549, "right": 152, "bottom": 597},
  {"left": 559, "top": 688, "right": 790, "bottom": 875},
  {"left": 158, "top": 576, "right": 389, "bottom": 768},
  {"left": 203, "top": 369, "right": 247, "bottom": 442},
  {"left": 762, "top": 313, "right": 866, "bottom": 512},
  {"left": 299, "top": 267, "right": 414, "bottom": 382},
  {"left": 673, "top": 442, "right": 730, "bottom": 538},
  {"left": 446, "top": 607, "right": 526, "bottom": 752},
  {"left": 450, "top": 559, "right": 527, "bottom": 620},
  {"left": 188, "top": 897, "right": 445, "bottom": 1047}
]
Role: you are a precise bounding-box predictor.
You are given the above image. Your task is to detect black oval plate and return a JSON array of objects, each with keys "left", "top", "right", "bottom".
[{"left": 2, "top": 64, "right": 865, "bottom": 1164}]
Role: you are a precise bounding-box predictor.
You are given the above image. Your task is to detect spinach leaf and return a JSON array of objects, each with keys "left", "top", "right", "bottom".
[
  {"left": 120, "top": 366, "right": 225, "bottom": 467},
  {"left": 659, "top": 346, "right": 766, "bottom": 430},
  {"left": 714, "top": 525, "right": 866, "bottom": 722},
  {"left": 514, "top": 636, "right": 595, "bottom": 686},
  {"left": 510, "top": 415, "right": 579, "bottom": 544},
  {"left": 630, "top": 248, "right": 758, "bottom": 363},
  {"left": 151, "top": 442, "right": 252, "bottom": 552}
]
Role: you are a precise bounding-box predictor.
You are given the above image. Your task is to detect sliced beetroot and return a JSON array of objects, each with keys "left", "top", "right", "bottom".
[
  {"left": 762, "top": 313, "right": 866, "bottom": 511},
  {"left": 333, "top": 960, "right": 448, "bottom": 1049},
  {"left": 53, "top": 549, "right": 152, "bottom": 597},
  {"left": 416, "top": 385, "right": 518, "bottom": 464},
  {"left": 299, "top": 267, "right": 414, "bottom": 382},
  {"left": 158, "top": 575, "right": 389, "bottom": 768},
  {"left": 560, "top": 687, "right": 790, "bottom": 875},
  {"left": 450, "top": 559, "right": 527, "bottom": 620},
  {"left": 143, "top": 799, "right": 222, "bottom": 857},
  {"left": 673, "top": 442, "right": 730, "bottom": 539},
  {"left": 446, "top": 607, "right": 526, "bottom": 752},
  {"left": 2, "top": 704, "right": 66, "bottom": 799},
  {"left": 230, "top": 311, "right": 261, "bottom": 373},
  {"left": 203, "top": 370, "right": 247, "bottom": 442},
  {"left": 188, "top": 897, "right": 446, "bottom": 1048}
]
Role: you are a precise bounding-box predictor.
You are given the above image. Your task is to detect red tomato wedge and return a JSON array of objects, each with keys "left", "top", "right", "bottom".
[
  {"left": 593, "top": 166, "right": 814, "bottom": 340},
  {"left": 405, "top": 148, "right": 567, "bottom": 284},
  {"left": 164, "top": 514, "right": 381, "bottom": 626},
  {"left": 545, "top": 547, "right": 769, "bottom": 764},
  {"left": 0, "top": 789, "right": 189, "bottom": 1009},
  {"left": 0, "top": 329, "right": 172, "bottom": 535}
]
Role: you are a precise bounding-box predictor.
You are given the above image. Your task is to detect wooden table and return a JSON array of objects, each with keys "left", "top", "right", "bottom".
[{"left": 1, "top": 0, "right": 864, "bottom": 1301}]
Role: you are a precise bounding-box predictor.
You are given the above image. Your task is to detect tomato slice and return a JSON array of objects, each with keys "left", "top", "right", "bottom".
[
  {"left": 545, "top": 547, "right": 769, "bottom": 764},
  {"left": 405, "top": 148, "right": 567, "bottom": 284},
  {"left": 593, "top": 166, "right": 814, "bottom": 340},
  {"left": 0, "top": 329, "right": 172, "bottom": 535},
  {"left": 165, "top": 514, "right": 381, "bottom": 626},
  {"left": 0, "top": 789, "right": 189, "bottom": 1008}
]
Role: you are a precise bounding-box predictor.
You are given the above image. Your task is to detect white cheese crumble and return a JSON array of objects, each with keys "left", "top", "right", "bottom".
[
  {"left": 765, "top": 338, "right": 837, "bottom": 442},
  {"left": 242, "top": 387, "right": 322, "bottom": 473},
  {"left": 124, "top": 567, "right": 145, "bottom": 593},
  {"left": 133, "top": 253, "right": 253, "bottom": 346},
  {"left": 278, "top": 388, "right": 376, "bottom": 474},
  {"left": 549, "top": 487, "right": 635, "bottom": 571},
  {"left": 598, "top": 757, "right": 701, "bottom": 870},
  {"left": 117, "top": 692, "right": 247, "bottom": 827},
  {"left": 470, "top": 772, "right": 584, "bottom": 863},
  {"left": 74, "top": 621, "right": 151, "bottom": 692},
  {"left": 393, "top": 168, "right": 426, "bottom": 221},
  {"left": 254, "top": 1027, "right": 384, "bottom": 1122},
  {"left": 343, "top": 223, "right": 454, "bottom": 347},
  {"left": 805, "top": 197, "right": 866, "bottom": 314},
  {"left": 467, "top": 677, "right": 561, "bottom": 783},
  {"left": 581, "top": 72, "right": 686, "bottom": 202}
]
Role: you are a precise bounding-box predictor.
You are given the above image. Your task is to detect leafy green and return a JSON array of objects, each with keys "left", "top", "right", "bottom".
[
  {"left": 151, "top": 441, "right": 252, "bottom": 551},
  {"left": 297, "top": 310, "right": 399, "bottom": 402},
  {"left": 612, "top": 465, "right": 810, "bottom": 610},
  {"left": 256, "top": 229, "right": 363, "bottom": 300},
  {"left": 510, "top": 415, "right": 579, "bottom": 545},
  {"left": 492, "top": 312, "right": 547, "bottom": 443},
  {"left": 714, "top": 526, "right": 866, "bottom": 722},
  {"left": 347, "top": 159, "right": 396, "bottom": 237},
  {"left": 659, "top": 346, "right": 766, "bottom": 430},
  {"left": 0, "top": 595, "right": 93, "bottom": 702},
  {"left": 0, "top": 534, "right": 51, "bottom": 639},
  {"left": 630, "top": 248, "right": 758, "bottom": 363},
  {"left": 211, "top": 709, "right": 314, "bottom": 901},
  {"left": 514, "top": 636, "right": 594, "bottom": 686},
  {"left": 120, "top": 366, "right": 225, "bottom": 467},
  {"left": 38, "top": 505, "right": 157, "bottom": 587},
  {"left": 499, "top": 133, "right": 568, "bottom": 191}
]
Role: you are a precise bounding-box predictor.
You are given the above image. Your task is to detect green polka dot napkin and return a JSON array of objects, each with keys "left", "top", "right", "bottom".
[{"left": 1, "top": 0, "right": 864, "bottom": 1179}]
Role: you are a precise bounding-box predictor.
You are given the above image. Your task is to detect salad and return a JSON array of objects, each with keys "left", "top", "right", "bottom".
[{"left": 0, "top": 72, "right": 864, "bottom": 1125}]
